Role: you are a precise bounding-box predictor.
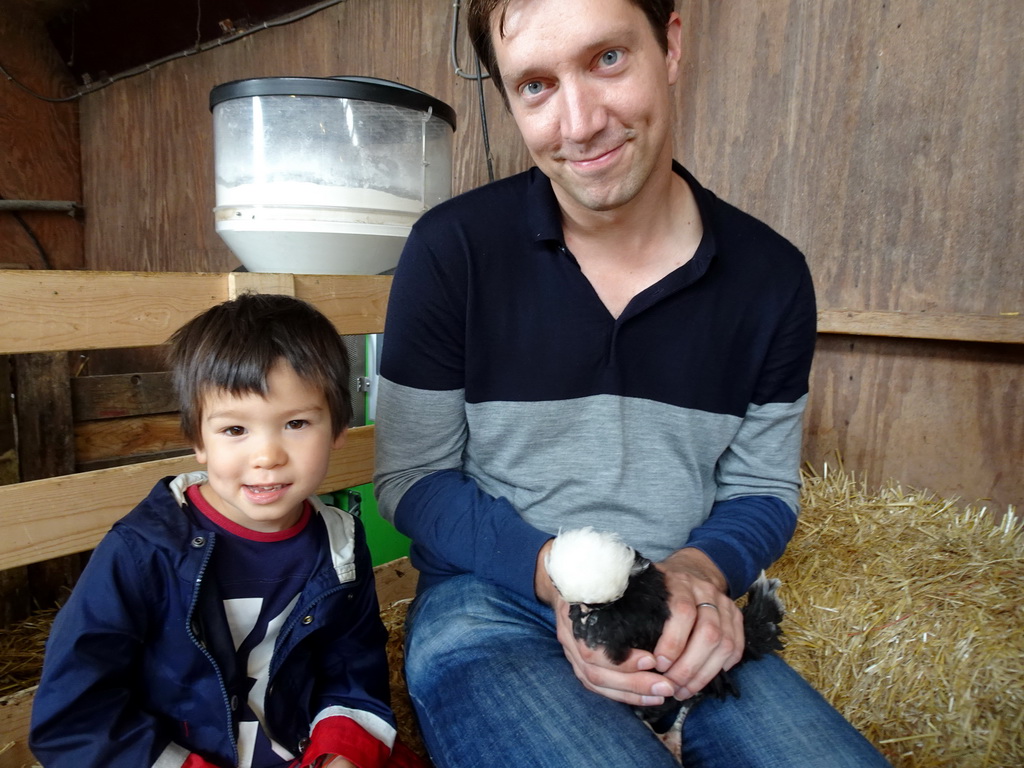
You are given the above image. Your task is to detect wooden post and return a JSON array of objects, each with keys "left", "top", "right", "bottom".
[
  {"left": 14, "top": 352, "right": 86, "bottom": 616},
  {"left": 0, "top": 354, "right": 30, "bottom": 627}
]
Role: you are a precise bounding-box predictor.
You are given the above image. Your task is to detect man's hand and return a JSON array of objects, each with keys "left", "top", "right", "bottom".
[
  {"left": 535, "top": 540, "right": 678, "bottom": 706},
  {"left": 534, "top": 541, "right": 742, "bottom": 705},
  {"left": 652, "top": 548, "right": 744, "bottom": 700}
]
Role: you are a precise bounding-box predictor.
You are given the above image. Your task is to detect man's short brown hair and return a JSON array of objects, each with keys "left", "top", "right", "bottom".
[{"left": 466, "top": 0, "right": 677, "bottom": 105}]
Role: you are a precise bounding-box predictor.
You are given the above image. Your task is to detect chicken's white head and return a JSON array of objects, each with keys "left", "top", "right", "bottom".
[{"left": 545, "top": 527, "right": 642, "bottom": 605}]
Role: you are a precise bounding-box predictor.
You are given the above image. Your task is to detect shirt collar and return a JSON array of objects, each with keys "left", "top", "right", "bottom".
[{"left": 524, "top": 160, "right": 718, "bottom": 257}]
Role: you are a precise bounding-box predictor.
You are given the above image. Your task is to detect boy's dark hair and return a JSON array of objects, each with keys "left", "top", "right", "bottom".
[
  {"left": 467, "top": 0, "right": 677, "bottom": 106},
  {"left": 167, "top": 293, "right": 353, "bottom": 447}
]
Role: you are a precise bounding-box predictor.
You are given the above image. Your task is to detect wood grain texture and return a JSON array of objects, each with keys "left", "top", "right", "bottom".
[
  {"left": 372, "top": 555, "right": 418, "bottom": 607},
  {"left": 675, "top": 1, "right": 1023, "bottom": 317},
  {"left": 817, "top": 310, "right": 1024, "bottom": 344},
  {"left": 0, "top": 271, "right": 227, "bottom": 354},
  {"left": 0, "top": 685, "right": 35, "bottom": 768},
  {"left": 805, "top": 336, "right": 1022, "bottom": 509},
  {"left": 0, "top": 423, "right": 375, "bottom": 571},
  {"left": 74, "top": 413, "right": 187, "bottom": 464},
  {"left": 71, "top": 371, "right": 177, "bottom": 421},
  {"left": 0, "top": 3, "right": 83, "bottom": 271},
  {"left": 13, "top": 353, "right": 74, "bottom": 482},
  {"left": 0, "top": 270, "right": 391, "bottom": 353}
]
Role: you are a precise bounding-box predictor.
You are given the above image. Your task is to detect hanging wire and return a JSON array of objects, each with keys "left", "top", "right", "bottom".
[
  {"left": 194, "top": 0, "right": 203, "bottom": 48},
  {"left": 451, "top": 0, "right": 495, "bottom": 181},
  {"left": 4, "top": 0, "right": 501, "bottom": 182},
  {"left": 0, "top": 196, "right": 54, "bottom": 269},
  {"left": 0, "top": 0, "right": 349, "bottom": 103},
  {"left": 0, "top": 60, "right": 80, "bottom": 103},
  {"left": 450, "top": 0, "right": 489, "bottom": 81},
  {"left": 474, "top": 50, "right": 495, "bottom": 182}
]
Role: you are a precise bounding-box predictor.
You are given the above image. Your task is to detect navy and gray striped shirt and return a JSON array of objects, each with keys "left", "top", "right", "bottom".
[{"left": 374, "top": 162, "right": 816, "bottom": 600}]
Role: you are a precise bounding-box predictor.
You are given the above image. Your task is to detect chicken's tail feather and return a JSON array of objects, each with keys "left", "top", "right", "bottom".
[{"left": 741, "top": 572, "right": 785, "bottom": 659}]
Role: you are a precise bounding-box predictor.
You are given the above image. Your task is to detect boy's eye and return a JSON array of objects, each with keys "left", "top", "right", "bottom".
[
  {"left": 222, "top": 426, "right": 245, "bottom": 437},
  {"left": 286, "top": 419, "right": 309, "bottom": 430}
]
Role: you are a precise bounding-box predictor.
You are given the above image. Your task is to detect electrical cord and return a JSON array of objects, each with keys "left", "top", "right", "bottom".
[
  {"left": 450, "top": 0, "right": 489, "bottom": 81},
  {"left": 450, "top": 0, "right": 495, "bottom": 181},
  {"left": 4, "top": 0, "right": 500, "bottom": 186},
  {"left": 474, "top": 49, "right": 495, "bottom": 182},
  {"left": 0, "top": 60, "right": 80, "bottom": 103},
  {"left": 0, "top": 0, "right": 349, "bottom": 102},
  {"left": 0, "top": 195, "right": 54, "bottom": 269}
]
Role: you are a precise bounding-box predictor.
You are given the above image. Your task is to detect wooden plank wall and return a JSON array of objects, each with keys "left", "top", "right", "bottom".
[
  {"left": 672, "top": 1, "right": 1022, "bottom": 508},
  {"left": 1, "top": 0, "right": 87, "bottom": 624},
  {"left": 75, "top": 0, "right": 1021, "bottom": 509},
  {"left": 0, "top": 1, "right": 83, "bottom": 271}
]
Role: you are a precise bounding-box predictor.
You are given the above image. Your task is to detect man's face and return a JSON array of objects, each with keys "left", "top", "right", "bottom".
[{"left": 493, "top": 0, "right": 682, "bottom": 215}]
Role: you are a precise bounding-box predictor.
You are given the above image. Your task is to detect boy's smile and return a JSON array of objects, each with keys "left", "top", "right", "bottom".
[{"left": 193, "top": 360, "right": 346, "bottom": 532}]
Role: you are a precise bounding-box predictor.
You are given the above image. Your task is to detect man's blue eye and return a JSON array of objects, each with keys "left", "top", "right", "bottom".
[
  {"left": 600, "top": 50, "right": 622, "bottom": 66},
  {"left": 523, "top": 81, "right": 544, "bottom": 95}
]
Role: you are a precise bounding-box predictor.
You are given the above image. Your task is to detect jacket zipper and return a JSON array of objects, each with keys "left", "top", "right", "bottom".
[{"left": 184, "top": 532, "right": 241, "bottom": 765}]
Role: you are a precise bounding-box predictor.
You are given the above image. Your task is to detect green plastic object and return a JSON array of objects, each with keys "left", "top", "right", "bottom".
[{"left": 323, "top": 483, "right": 411, "bottom": 567}]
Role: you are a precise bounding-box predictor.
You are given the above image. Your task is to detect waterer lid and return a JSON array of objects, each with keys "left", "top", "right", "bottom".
[{"left": 209, "top": 76, "right": 457, "bottom": 131}]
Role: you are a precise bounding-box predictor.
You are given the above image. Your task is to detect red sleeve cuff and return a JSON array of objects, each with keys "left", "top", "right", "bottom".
[
  {"left": 183, "top": 754, "right": 221, "bottom": 768},
  {"left": 301, "top": 716, "right": 391, "bottom": 768}
]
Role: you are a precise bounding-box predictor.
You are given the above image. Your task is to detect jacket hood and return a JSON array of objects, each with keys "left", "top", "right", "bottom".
[{"left": 118, "top": 473, "right": 358, "bottom": 585}]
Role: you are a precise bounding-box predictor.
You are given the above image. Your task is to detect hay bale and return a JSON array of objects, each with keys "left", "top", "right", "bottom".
[
  {"left": 772, "top": 463, "right": 1023, "bottom": 768},
  {"left": 380, "top": 597, "right": 432, "bottom": 764},
  {"left": 0, "top": 608, "right": 54, "bottom": 698}
]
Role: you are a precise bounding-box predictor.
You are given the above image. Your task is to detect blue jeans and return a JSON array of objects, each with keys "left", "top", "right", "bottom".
[{"left": 404, "top": 575, "right": 891, "bottom": 768}]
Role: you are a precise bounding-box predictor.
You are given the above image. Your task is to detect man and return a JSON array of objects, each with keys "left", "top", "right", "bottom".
[{"left": 374, "top": 0, "right": 890, "bottom": 765}]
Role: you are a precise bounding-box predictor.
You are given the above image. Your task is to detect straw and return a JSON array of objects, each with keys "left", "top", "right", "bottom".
[{"left": 771, "top": 461, "right": 1023, "bottom": 767}]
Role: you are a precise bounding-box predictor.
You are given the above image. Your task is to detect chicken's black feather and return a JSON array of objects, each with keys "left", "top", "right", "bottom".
[
  {"left": 566, "top": 555, "right": 785, "bottom": 735},
  {"left": 567, "top": 552, "right": 668, "bottom": 664}
]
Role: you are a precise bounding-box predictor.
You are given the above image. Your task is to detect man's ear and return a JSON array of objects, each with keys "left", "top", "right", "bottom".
[
  {"left": 332, "top": 426, "right": 349, "bottom": 450},
  {"left": 665, "top": 11, "right": 683, "bottom": 86}
]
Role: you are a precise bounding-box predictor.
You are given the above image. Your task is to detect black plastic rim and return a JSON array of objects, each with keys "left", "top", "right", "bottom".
[{"left": 209, "top": 76, "right": 456, "bottom": 131}]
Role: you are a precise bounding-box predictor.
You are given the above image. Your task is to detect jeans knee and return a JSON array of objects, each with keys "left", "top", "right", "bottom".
[{"left": 405, "top": 575, "right": 547, "bottom": 689}]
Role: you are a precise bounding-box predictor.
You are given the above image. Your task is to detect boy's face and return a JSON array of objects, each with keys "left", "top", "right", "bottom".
[{"left": 194, "top": 361, "right": 346, "bottom": 532}]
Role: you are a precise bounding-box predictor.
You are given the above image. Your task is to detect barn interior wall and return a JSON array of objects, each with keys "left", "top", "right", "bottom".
[
  {"left": 0, "top": 2, "right": 83, "bottom": 271},
  {"left": 671, "top": 1, "right": 1022, "bottom": 509},
  {"left": 0, "top": 1, "right": 87, "bottom": 623},
  {"left": 8, "top": 0, "right": 1022, "bottom": 510}
]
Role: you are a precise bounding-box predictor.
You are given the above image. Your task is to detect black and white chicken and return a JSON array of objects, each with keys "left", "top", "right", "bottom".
[{"left": 545, "top": 527, "right": 785, "bottom": 759}]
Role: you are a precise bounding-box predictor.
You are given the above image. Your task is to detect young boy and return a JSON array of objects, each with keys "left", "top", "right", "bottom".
[{"left": 30, "top": 293, "right": 422, "bottom": 768}]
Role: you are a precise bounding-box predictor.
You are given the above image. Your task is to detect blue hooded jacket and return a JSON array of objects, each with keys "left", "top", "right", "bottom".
[{"left": 30, "top": 473, "right": 396, "bottom": 767}]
